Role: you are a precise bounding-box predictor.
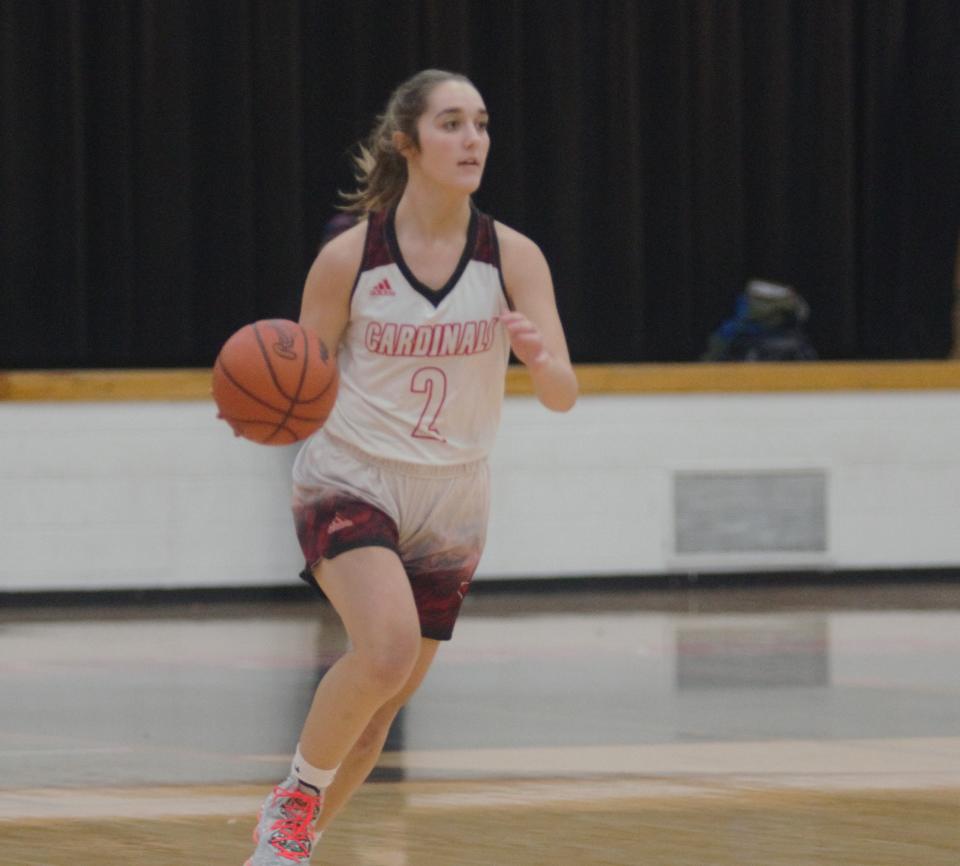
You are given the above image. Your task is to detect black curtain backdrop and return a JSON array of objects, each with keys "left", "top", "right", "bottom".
[{"left": 1, "top": 0, "right": 957, "bottom": 367}]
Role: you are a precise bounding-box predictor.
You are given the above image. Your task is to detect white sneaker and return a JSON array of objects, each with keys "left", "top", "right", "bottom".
[{"left": 245, "top": 774, "right": 323, "bottom": 865}]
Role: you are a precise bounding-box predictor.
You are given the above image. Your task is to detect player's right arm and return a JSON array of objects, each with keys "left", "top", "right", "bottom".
[{"left": 298, "top": 222, "right": 366, "bottom": 357}]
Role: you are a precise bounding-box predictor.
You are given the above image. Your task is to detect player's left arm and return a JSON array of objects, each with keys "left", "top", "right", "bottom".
[{"left": 497, "top": 222, "right": 578, "bottom": 412}]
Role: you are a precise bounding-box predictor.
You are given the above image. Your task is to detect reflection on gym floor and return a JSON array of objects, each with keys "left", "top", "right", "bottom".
[{"left": 2, "top": 579, "right": 959, "bottom": 865}]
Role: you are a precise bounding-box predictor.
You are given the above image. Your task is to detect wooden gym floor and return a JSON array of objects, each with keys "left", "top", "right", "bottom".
[{"left": 2, "top": 579, "right": 959, "bottom": 865}]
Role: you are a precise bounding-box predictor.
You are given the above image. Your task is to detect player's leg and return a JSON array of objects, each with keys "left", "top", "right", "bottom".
[
  {"left": 297, "top": 545, "right": 422, "bottom": 769},
  {"left": 247, "top": 544, "right": 419, "bottom": 866},
  {"left": 299, "top": 459, "right": 485, "bottom": 836},
  {"left": 316, "top": 636, "right": 439, "bottom": 832}
]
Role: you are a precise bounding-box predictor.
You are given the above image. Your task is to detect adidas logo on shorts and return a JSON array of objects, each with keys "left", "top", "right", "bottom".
[{"left": 328, "top": 514, "right": 355, "bottom": 534}]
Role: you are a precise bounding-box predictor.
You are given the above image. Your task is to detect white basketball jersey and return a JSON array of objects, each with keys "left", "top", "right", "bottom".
[{"left": 319, "top": 205, "right": 512, "bottom": 465}]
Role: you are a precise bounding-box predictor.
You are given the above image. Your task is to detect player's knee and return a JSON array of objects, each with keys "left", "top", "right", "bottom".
[{"left": 355, "top": 626, "right": 420, "bottom": 694}]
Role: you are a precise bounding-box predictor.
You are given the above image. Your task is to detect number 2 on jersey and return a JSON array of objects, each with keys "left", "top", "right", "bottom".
[{"left": 410, "top": 367, "right": 447, "bottom": 442}]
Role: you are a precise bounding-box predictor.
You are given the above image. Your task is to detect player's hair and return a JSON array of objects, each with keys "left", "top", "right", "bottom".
[{"left": 340, "top": 69, "right": 475, "bottom": 214}]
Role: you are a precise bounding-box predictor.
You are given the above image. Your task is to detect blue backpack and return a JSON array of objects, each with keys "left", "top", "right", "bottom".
[{"left": 702, "top": 281, "right": 818, "bottom": 362}]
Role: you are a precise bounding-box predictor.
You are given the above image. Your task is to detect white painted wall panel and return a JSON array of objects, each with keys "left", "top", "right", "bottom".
[{"left": 1, "top": 388, "right": 959, "bottom": 592}]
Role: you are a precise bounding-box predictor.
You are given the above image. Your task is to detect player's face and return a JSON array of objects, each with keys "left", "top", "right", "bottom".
[{"left": 409, "top": 80, "right": 489, "bottom": 193}]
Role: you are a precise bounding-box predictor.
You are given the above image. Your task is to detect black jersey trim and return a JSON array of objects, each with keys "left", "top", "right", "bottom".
[
  {"left": 385, "top": 203, "right": 480, "bottom": 309},
  {"left": 348, "top": 216, "right": 375, "bottom": 306}
]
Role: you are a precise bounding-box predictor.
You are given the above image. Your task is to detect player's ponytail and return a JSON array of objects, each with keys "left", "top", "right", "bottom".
[{"left": 341, "top": 69, "right": 473, "bottom": 214}]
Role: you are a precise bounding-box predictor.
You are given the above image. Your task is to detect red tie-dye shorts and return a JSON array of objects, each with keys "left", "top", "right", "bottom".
[{"left": 291, "top": 431, "right": 490, "bottom": 641}]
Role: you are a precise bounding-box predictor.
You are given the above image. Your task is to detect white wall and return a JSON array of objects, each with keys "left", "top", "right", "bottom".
[{"left": 1, "top": 390, "right": 958, "bottom": 592}]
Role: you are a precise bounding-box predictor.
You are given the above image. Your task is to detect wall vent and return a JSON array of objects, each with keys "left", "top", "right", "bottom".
[{"left": 674, "top": 470, "right": 827, "bottom": 555}]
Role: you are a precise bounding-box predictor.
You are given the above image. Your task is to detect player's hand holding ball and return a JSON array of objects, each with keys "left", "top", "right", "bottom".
[{"left": 212, "top": 319, "right": 338, "bottom": 445}]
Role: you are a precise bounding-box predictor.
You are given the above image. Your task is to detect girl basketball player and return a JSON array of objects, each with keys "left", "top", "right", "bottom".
[{"left": 246, "top": 69, "right": 577, "bottom": 865}]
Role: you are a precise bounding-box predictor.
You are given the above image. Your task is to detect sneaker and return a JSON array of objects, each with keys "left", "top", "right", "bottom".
[{"left": 245, "top": 774, "right": 323, "bottom": 865}]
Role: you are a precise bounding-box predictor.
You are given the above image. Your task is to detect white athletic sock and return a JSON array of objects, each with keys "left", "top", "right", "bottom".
[{"left": 292, "top": 744, "right": 339, "bottom": 793}]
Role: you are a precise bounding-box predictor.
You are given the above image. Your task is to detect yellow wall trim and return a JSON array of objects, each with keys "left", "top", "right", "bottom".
[{"left": 3, "top": 361, "right": 960, "bottom": 402}]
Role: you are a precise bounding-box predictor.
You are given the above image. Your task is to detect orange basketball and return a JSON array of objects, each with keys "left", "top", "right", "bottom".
[{"left": 212, "top": 319, "right": 338, "bottom": 445}]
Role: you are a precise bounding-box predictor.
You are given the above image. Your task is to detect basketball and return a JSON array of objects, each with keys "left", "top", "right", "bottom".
[{"left": 212, "top": 319, "right": 338, "bottom": 445}]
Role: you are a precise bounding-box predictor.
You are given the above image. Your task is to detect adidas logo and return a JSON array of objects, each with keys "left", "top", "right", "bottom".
[
  {"left": 370, "top": 278, "right": 395, "bottom": 297},
  {"left": 328, "top": 514, "right": 355, "bottom": 534}
]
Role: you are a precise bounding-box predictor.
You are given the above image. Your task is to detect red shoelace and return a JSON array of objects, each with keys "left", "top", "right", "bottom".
[{"left": 266, "top": 785, "right": 323, "bottom": 862}]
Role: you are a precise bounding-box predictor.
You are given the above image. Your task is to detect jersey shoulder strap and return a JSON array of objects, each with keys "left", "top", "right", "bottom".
[
  {"left": 472, "top": 210, "right": 499, "bottom": 266},
  {"left": 361, "top": 209, "right": 394, "bottom": 271}
]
